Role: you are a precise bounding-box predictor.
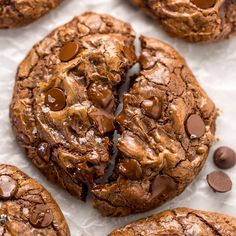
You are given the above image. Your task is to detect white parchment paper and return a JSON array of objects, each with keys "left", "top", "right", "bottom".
[{"left": 1, "top": 0, "right": 236, "bottom": 235}]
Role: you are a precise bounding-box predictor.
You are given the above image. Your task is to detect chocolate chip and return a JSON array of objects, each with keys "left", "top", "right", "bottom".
[
  {"left": 45, "top": 88, "right": 66, "bottom": 111},
  {"left": 29, "top": 204, "right": 53, "bottom": 228},
  {"left": 59, "top": 42, "right": 79, "bottom": 62},
  {"left": 0, "top": 175, "right": 17, "bottom": 200},
  {"left": 207, "top": 171, "right": 232, "bottom": 193},
  {"left": 0, "top": 214, "right": 7, "bottom": 225},
  {"left": 141, "top": 97, "right": 162, "bottom": 120},
  {"left": 186, "top": 114, "right": 205, "bottom": 139},
  {"left": 214, "top": 147, "right": 236, "bottom": 169},
  {"left": 88, "top": 108, "right": 115, "bottom": 135},
  {"left": 37, "top": 142, "right": 51, "bottom": 162},
  {"left": 191, "top": 0, "right": 216, "bottom": 9},
  {"left": 151, "top": 175, "right": 177, "bottom": 199},
  {"left": 119, "top": 159, "right": 142, "bottom": 180}
]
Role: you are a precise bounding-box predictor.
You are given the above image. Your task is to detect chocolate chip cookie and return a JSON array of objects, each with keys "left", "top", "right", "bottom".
[
  {"left": 92, "top": 36, "right": 217, "bottom": 216},
  {"left": 0, "top": 0, "right": 63, "bottom": 28},
  {"left": 10, "top": 12, "right": 137, "bottom": 200},
  {"left": 131, "top": 0, "right": 236, "bottom": 43},
  {"left": 109, "top": 208, "right": 236, "bottom": 235},
  {"left": 0, "top": 164, "right": 70, "bottom": 235}
]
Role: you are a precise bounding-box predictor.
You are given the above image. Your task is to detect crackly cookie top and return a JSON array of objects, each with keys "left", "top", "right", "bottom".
[
  {"left": 131, "top": 0, "right": 236, "bottom": 42},
  {"left": 10, "top": 12, "right": 136, "bottom": 200},
  {"left": 0, "top": 0, "right": 63, "bottom": 28},
  {"left": 92, "top": 36, "right": 217, "bottom": 216},
  {"left": 0, "top": 164, "right": 70, "bottom": 235},
  {"left": 109, "top": 208, "right": 236, "bottom": 235}
]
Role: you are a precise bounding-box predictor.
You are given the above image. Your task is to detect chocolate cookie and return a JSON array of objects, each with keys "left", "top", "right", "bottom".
[
  {"left": 131, "top": 0, "right": 236, "bottom": 43},
  {"left": 0, "top": 0, "right": 63, "bottom": 28},
  {"left": 0, "top": 164, "right": 70, "bottom": 235},
  {"left": 109, "top": 208, "right": 236, "bottom": 235},
  {"left": 92, "top": 36, "right": 217, "bottom": 216},
  {"left": 10, "top": 12, "right": 137, "bottom": 200}
]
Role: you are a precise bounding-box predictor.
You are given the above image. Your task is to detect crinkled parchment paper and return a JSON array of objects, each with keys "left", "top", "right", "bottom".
[{"left": 0, "top": 0, "right": 236, "bottom": 235}]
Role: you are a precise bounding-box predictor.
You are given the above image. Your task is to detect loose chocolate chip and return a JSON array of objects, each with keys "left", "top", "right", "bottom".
[
  {"left": 119, "top": 159, "right": 142, "bottom": 180},
  {"left": 59, "top": 42, "right": 79, "bottom": 62},
  {"left": 186, "top": 114, "right": 205, "bottom": 139},
  {"left": 151, "top": 175, "right": 177, "bottom": 199},
  {"left": 214, "top": 147, "right": 236, "bottom": 169},
  {"left": 29, "top": 204, "right": 53, "bottom": 228},
  {"left": 141, "top": 97, "right": 162, "bottom": 120},
  {"left": 0, "top": 175, "right": 17, "bottom": 200},
  {"left": 37, "top": 142, "right": 51, "bottom": 162},
  {"left": 207, "top": 171, "right": 232, "bottom": 193},
  {"left": 45, "top": 88, "right": 66, "bottom": 111},
  {"left": 88, "top": 108, "right": 115, "bottom": 135},
  {"left": 191, "top": 0, "right": 216, "bottom": 9}
]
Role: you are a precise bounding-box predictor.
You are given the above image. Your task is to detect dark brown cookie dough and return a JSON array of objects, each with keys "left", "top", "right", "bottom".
[
  {"left": 0, "top": 164, "right": 70, "bottom": 235},
  {"left": 92, "top": 36, "right": 217, "bottom": 216},
  {"left": 0, "top": 0, "right": 63, "bottom": 28},
  {"left": 10, "top": 12, "right": 137, "bottom": 201},
  {"left": 131, "top": 0, "right": 236, "bottom": 43},
  {"left": 109, "top": 208, "right": 236, "bottom": 235}
]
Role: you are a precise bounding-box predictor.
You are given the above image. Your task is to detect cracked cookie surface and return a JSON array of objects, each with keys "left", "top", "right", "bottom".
[
  {"left": 0, "top": 0, "right": 63, "bottom": 28},
  {"left": 109, "top": 208, "right": 236, "bottom": 235},
  {"left": 0, "top": 164, "right": 70, "bottom": 235},
  {"left": 131, "top": 0, "right": 236, "bottom": 43}
]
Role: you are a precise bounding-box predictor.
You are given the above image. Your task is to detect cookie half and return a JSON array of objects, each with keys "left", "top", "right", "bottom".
[
  {"left": 92, "top": 36, "right": 217, "bottom": 216},
  {"left": 109, "top": 208, "right": 236, "bottom": 235},
  {"left": 10, "top": 12, "right": 137, "bottom": 200},
  {"left": 0, "top": 0, "right": 63, "bottom": 28},
  {"left": 131, "top": 0, "right": 236, "bottom": 43},
  {"left": 0, "top": 164, "right": 70, "bottom": 235}
]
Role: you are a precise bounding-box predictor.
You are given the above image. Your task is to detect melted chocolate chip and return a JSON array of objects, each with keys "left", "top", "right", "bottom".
[
  {"left": 191, "top": 0, "right": 216, "bottom": 9},
  {"left": 45, "top": 88, "right": 66, "bottom": 111},
  {"left": 151, "top": 175, "right": 177, "bottom": 199},
  {"left": 214, "top": 147, "right": 236, "bottom": 169},
  {"left": 141, "top": 97, "right": 162, "bottom": 119},
  {"left": 186, "top": 114, "right": 205, "bottom": 139},
  {"left": 37, "top": 142, "right": 51, "bottom": 162},
  {"left": 119, "top": 159, "right": 142, "bottom": 180},
  {"left": 29, "top": 204, "right": 53, "bottom": 228},
  {"left": 59, "top": 42, "right": 79, "bottom": 62},
  {"left": 88, "top": 108, "right": 115, "bottom": 135},
  {"left": 207, "top": 171, "right": 232, "bottom": 193},
  {"left": 0, "top": 175, "right": 17, "bottom": 200}
]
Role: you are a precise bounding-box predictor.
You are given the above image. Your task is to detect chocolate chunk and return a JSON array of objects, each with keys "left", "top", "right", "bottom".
[
  {"left": 214, "top": 146, "right": 236, "bottom": 169},
  {"left": 191, "top": 0, "right": 216, "bottom": 9},
  {"left": 119, "top": 159, "right": 142, "bottom": 180},
  {"left": 151, "top": 175, "right": 177, "bottom": 198},
  {"left": 45, "top": 88, "right": 66, "bottom": 111},
  {"left": 207, "top": 171, "right": 232, "bottom": 193},
  {"left": 186, "top": 114, "right": 205, "bottom": 139},
  {"left": 0, "top": 175, "right": 17, "bottom": 200},
  {"left": 37, "top": 142, "right": 51, "bottom": 162},
  {"left": 29, "top": 204, "right": 53, "bottom": 228},
  {"left": 59, "top": 42, "right": 79, "bottom": 62},
  {"left": 141, "top": 97, "right": 162, "bottom": 119},
  {"left": 0, "top": 214, "right": 7, "bottom": 225},
  {"left": 88, "top": 108, "right": 115, "bottom": 135}
]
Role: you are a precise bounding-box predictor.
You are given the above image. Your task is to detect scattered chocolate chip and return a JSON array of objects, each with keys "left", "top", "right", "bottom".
[
  {"left": 213, "top": 147, "right": 236, "bottom": 170},
  {"left": 37, "top": 142, "right": 51, "bottom": 162},
  {"left": 191, "top": 0, "right": 216, "bottom": 9},
  {"left": 45, "top": 88, "right": 66, "bottom": 111},
  {"left": 151, "top": 175, "right": 177, "bottom": 199},
  {"left": 141, "top": 97, "right": 162, "bottom": 119},
  {"left": 119, "top": 159, "right": 142, "bottom": 180},
  {"left": 29, "top": 204, "right": 53, "bottom": 228},
  {"left": 88, "top": 108, "right": 115, "bottom": 135},
  {"left": 0, "top": 175, "right": 17, "bottom": 200},
  {"left": 186, "top": 114, "right": 205, "bottom": 139},
  {"left": 0, "top": 214, "right": 7, "bottom": 225},
  {"left": 207, "top": 171, "right": 232, "bottom": 193},
  {"left": 59, "top": 42, "right": 79, "bottom": 62}
]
